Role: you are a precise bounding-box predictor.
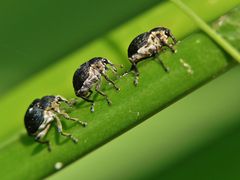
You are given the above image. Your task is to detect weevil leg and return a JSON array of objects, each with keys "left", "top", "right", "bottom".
[
  {"left": 62, "top": 99, "right": 76, "bottom": 107},
  {"left": 109, "top": 64, "right": 118, "bottom": 74},
  {"left": 55, "top": 116, "right": 78, "bottom": 143},
  {"left": 57, "top": 96, "right": 77, "bottom": 107},
  {"left": 95, "top": 80, "right": 112, "bottom": 105},
  {"left": 35, "top": 124, "right": 51, "bottom": 151},
  {"left": 67, "top": 98, "right": 78, "bottom": 106},
  {"left": 76, "top": 90, "right": 95, "bottom": 112},
  {"left": 35, "top": 138, "right": 51, "bottom": 152},
  {"left": 122, "top": 69, "right": 131, "bottom": 77},
  {"left": 81, "top": 95, "right": 95, "bottom": 112},
  {"left": 110, "top": 67, "right": 120, "bottom": 79},
  {"left": 163, "top": 42, "right": 176, "bottom": 53},
  {"left": 109, "top": 64, "right": 123, "bottom": 79},
  {"left": 57, "top": 111, "right": 87, "bottom": 127},
  {"left": 155, "top": 56, "right": 170, "bottom": 73},
  {"left": 86, "top": 89, "right": 93, "bottom": 98},
  {"left": 169, "top": 31, "right": 178, "bottom": 45},
  {"left": 102, "top": 73, "right": 120, "bottom": 91},
  {"left": 130, "top": 62, "right": 139, "bottom": 86}
]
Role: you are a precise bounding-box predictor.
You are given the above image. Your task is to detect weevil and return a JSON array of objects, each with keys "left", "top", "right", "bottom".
[
  {"left": 24, "top": 95, "right": 87, "bottom": 151},
  {"left": 128, "top": 26, "right": 177, "bottom": 85},
  {"left": 73, "top": 57, "right": 120, "bottom": 112}
]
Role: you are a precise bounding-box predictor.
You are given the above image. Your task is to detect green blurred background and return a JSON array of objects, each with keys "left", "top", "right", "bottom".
[
  {"left": 0, "top": 0, "right": 240, "bottom": 179},
  {"left": 49, "top": 65, "right": 240, "bottom": 180},
  {"left": 0, "top": 0, "right": 160, "bottom": 96}
]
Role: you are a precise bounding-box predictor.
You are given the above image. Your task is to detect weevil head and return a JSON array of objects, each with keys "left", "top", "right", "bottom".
[
  {"left": 150, "top": 26, "right": 169, "bottom": 34},
  {"left": 101, "top": 58, "right": 111, "bottom": 65},
  {"left": 55, "top": 95, "right": 68, "bottom": 104},
  {"left": 101, "top": 58, "right": 117, "bottom": 72},
  {"left": 150, "top": 27, "right": 168, "bottom": 38},
  {"left": 150, "top": 27, "right": 177, "bottom": 44}
]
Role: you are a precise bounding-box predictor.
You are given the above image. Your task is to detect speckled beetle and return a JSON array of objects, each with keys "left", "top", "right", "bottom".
[
  {"left": 73, "top": 57, "right": 120, "bottom": 112},
  {"left": 128, "top": 26, "right": 177, "bottom": 85},
  {"left": 24, "top": 95, "right": 87, "bottom": 151}
]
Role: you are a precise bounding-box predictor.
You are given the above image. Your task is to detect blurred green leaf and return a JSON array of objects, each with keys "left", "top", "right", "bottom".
[
  {"left": 48, "top": 66, "right": 240, "bottom": 180},
  {"left": 171, "top": 0, "right": 240, "bottom": 62},
  {"left": 0, "top": 0, "right": 161, "bottom": 95},
  {"left": 49, "top": 7, "right": 240, "bottom": 180},
  {"left": 0, "top": 1, "right": 239, "bottom": 179},
  {"left": 0, "top": 0, "right": 238, "bottom": 144},
  {"left": 0, "top": 32, "right": 236, "bottom": 180},
  {"left": 213, "top": 5, "right": 240, "bottom": 48}
]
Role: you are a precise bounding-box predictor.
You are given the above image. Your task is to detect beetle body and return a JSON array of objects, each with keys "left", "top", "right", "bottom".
[
  {"left": 128, "top": 27, "right": 177, "bottom": 85},
  {"left": 24, "top": 95, "right": 87, "bottom": 151},
  {"left": 24, "top": 99, "right": 44, "bottom": 135},
  {"left": 73, "top": 57, "right": 119, "bottom": 112}
]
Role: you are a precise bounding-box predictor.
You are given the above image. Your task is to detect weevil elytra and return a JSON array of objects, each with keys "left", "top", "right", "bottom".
[
  {"left": 24, "top": 95, "right": 87, "bottom": 151},
  {"left": 128, "top": 27, "right": 177, "bottom": 85},
  {"left": 73, "top": 57, "right": 120, "bottom": 112}
]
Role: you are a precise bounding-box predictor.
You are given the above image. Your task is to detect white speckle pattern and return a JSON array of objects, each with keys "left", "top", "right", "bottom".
[
  {"left": 131, "top": 31, "right": 165, "bottom": 61},
  {"left": 81, "top": 67, "right": 101, "bottom": 93},
  {"left": 179, "top": 58, "right": 194, "bottom": 75},
  {"left": 38, "top": 111, "right": 54, "bottom": 130},
  {"left": 129, "top": 110, "right": 140, "bottom": 117}
]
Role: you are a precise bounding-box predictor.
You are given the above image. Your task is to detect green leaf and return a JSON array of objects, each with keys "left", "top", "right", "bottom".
[
  {"left": 0, "top": 0, "right": 162, "bottom": 95},
  {"left": 0, "top": 1, "right": 239, "bottom": 179},
  {"left": 0, "top": 32, "right": 236, "bottom": 179},
  {"left": 213, "top": 5, "right": 240, "bottom": 49},
  {"left": 49, "top": 6, "right": 240, "bottom": 180},
  {"left": 0, "top": 0, "right": 238, "bottom": 143},
  {"left": 171, "top": 0, "right": 240, "bottom": 62},
  {"left": 48, "top": 66, "right": 240, "bottom": 180}
]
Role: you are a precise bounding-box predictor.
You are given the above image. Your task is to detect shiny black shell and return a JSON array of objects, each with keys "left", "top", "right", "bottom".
[
  {"left": 127, "top": 32, "right": 150, "bottom": 58},
  {"left": 39, "top": 95, "right": 55, "bottom": 109},
  {"left": 24, "top": 99, "right": 44, "bottom": 135},
  {"left": 24, "top": 96, "right": 56, "bottom": 135},
  {"left": 150, "top": 27, "right": 169, "bottom": 33},
  {"left": 73, "top": 57, "right": 103, "bottom": 94}
]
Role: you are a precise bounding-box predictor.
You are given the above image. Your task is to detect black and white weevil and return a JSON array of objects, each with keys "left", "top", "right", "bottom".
[
  {"left": 24, "top": 95, "right": 87, "bottom": 151},
  {"left": 73, "top": 57, "right": 120, "bottom": 112},
  {"left": 128, "top": 26, "right": 177, "bottom": 85}
]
